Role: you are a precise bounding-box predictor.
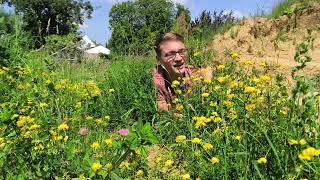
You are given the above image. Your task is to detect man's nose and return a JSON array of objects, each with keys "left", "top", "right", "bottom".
[{"left": 174, "top": 52, "right": 183, "bottom": 61}]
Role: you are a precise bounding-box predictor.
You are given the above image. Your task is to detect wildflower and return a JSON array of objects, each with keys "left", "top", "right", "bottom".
[
  {"left": 105, "top": 138, "right": 113, "bottom": 147},
  {"left": 92, "top": 162, "right": 102, "bottom": 173},
  {"left": 299, "top": 139, "right": 307, "bottom": 145},
  {"left": 289, "top": 139, "right": 299, "bottom": 145},
  {"left": 243, "top": 60, "right": 254, "bottom": 65},
  {"left": 229, "top": 80, "right": 238, "bottom": 89},
  {"left": 201, "top": 93, "right": 210, "bottom": 98},
  {"left": 212, "top": 116, "right": 222, "bottom": 123},
  {"left": 234, "top": 135, "right": 241, "bottom": 141},
  {"left": 120, "top": 161, "right": 130, "bottom": 168},
  {"left": 244, "top": 86, "right": 257, "bottom": 94},
  {"left": 95, "top": 118, "right": 103, "bottom": 124},
  {"left": 164, "top": 160, "right": 174, "bottom": 167},
  {"left": 175, "top": 89, "right": 182, "bottom": 95},
  {"left": 210, "top": 157, "right": 220, "bottom": 165},
  {"left": 203, "top": 143, "right": 213, "bottom": 150},
  {"left": 136, "top": 170, "right": 144, "bottom": 177},
  {"left": 56, "top": 135, "right": 63, "bottom": 141},
  {"left": 176, "top": 135, "right": 187, "bottom": 143},
  {"left": 217, "top": 64, "right": 225, "bottom": 70},
  {"left": 109, "top": 88, "right": 115, "bottom": 93},
  {"left": 192, "top": 138, "right": 201, "bottom": 144},
  {"left": 259, "top": 62, "right": 267, "bottom": 68},
  {"left": 217, "top": 75, "right": 229, "bottom": 83},
  {"left": 257, "top": 157, "right": 267, "bottom": 164},
  {"left": 105, "top": 163, "right": 112, "bottom": 169},
  {"left": 204, "top": 79, "right": 212, "bottom": 84},
  {"left": 79, "top": 127, "right": 89, "bottom": 136},
  {"left": 90, "top": 141, "right": 100, "bottom": 149},
  {"left": 227, "top": 94, "right": 235, "bottom": 99},
  {"left": 210, "top": 101, "right": 217, "bottom": 107},
  {"left": 231, "top": 52, "right": 239, "bottom": 59},
  {"left": 58, "top": 123, "right": 69, "bottom": 131},
  {"left": 39, "top": 102, "right": 48, "bottom": 108},
  {"left": 118, "top": 128, "right": 129, "bottom": 136},
  {"left": 172, "top": 98, "right": 180, "bottom": 104},
  {"left": 193, "top": 51, "right": 201, "bottom": 57},
  {"left": 75, "top": 102, "right": 82, "bottom": 108},
  {"left": 257, "top": 97, "right": 265, "bottom": 103},
  {"left": 245, "top": 104, "right": 256, "bottom": 111},
  {"left": 104, "top": 115, "right": 111, "bottom": 121},
  {"left": 298, "top": 147, "right": 320, "bottom": 160},
  {"left": 261, "top": 74, "right": 271, "bottom": 81},
  {"left": 176, "top": 104, "right": 184, "bottom": 111},
  {"left": 223, "top": 100, "right": 233, "bottom": 108},
  {"left": 86, "top": 116, "right": 93, "bottom": 120},
  {"left": 214, "top": 85, "right": 221, "bottom": 92},
  {"left": 171, "top": 80, "right": 180, "bottom": 88},
  {"left": 194, "top": 150, "right": 201, "bottom": 157},
  {"left": 182, "top": 173, "right": 191, "bottom": 180},
  {"left": 64, "top": 136, "right": 69, "bottom": 142}
]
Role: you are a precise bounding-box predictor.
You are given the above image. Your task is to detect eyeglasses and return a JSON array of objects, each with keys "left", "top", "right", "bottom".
[{"left": 164, "top": 48, "right": 188, "bottom": 60}]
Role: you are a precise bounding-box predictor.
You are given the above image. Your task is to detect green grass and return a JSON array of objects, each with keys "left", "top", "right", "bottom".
[{"left": 270, "top": 0, "right": 319, "bottom": 18}]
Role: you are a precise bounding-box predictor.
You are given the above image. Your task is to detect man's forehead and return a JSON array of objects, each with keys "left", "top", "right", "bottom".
[{"left": 160, "top": 40, "right": 185, "bottom": 51}]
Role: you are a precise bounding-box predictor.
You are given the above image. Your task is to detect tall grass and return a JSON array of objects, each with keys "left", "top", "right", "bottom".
[{"left": 270, "top": 0, "right": 319, "bottom": 18}]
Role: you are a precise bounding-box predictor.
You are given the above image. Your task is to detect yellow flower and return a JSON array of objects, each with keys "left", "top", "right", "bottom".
[
  {"left": 172, "top": 80, "right": 180, "bottom": 88},
  {"left": 104, "top": 115, "right": 111, "bottom": 121},
  {"left": 120, "top": 161, "right": 130, "bottom": 168},
  {"left": 64, "top": 136, "right": 69, "bottom": 142},
  {"left": 105, "top": 163, "right": 112, "bottom": 169},
  {"left": 176, "top": 104, "right": 184, "bottom": 111},
  {"left": 210, "top": 101, "right": 217, "bottom": 107},
  {"left": 243, "top": 60, "right": 254, "bottom": 65},
  {"left": 164, "top": 160, "right": 174, "bottom": 167},
  {"left": 299, "top": 139, "right": 307, "bottom": 145},
  {"left": 298, "top": 147, "right": 320, "bottom": 160},
  {"left": 58, "top": 123, "right": 69, "bottom": 131},
  {"left": 192, "top": 138, "right": 201, "bottom": 144},
  {"left": 217, "top": 75, "right": 229, "bottom": 83},
  {"left": 245, "top": 104, "right": 256, "bottom": 111},
  {"left": 134, "top": 170, "right": 143, "bottom": 177},
  {"left": 244, "top": 86, "right": 257, "bottom": 94},
  {"left": 92, "top": 162, "right": 102, "bottom": 173},
  {"left": 231, "top": 52, "right": 239, "bottom": 59},
  {"left": 223, "top": 100, "right": 233, "bottom": 108},
  {"left": 257, "top": 157, "right": 267, "bottom": 164},
  {"left": 234, "top": 135, "right": 241, "bottom": 141},
  {"left": 109, "top": 88, "right": 115, "bottom": 93},
  {"left": 210, "top": 157, "right": 220, "bottom": 165},
  {"left": 229, "top": 80, "right": 238, "bottom": 89},
  {"left": 201, "top": 93, "right": 210, "bottom": 98},
  {"left": 176, "top": 135, "right": 186, "bottom": 143},
  {"left": 182, "top": 173, "right": 191, "bottom": 180},
  {"left": 175, "top": 90, "right": 182, "bottom": 95},
  {"left": 203, "top": 143, "right": 213, "bottom": 150},
  {"left": 95, "top": 118, "right": 103, "bottom": 124},
  {"left": 105, "top": 138, "right": 113, "bottom": 147},
  {"left": 204, "top": 79, "right": 212, "bottom": 84},
  {"left": 90, "top": 141, "right": 100, "bottom": 149},
  {"left": 39, "top": 102, "right": 48, "bottom": 108},
  {"left": 214, "top": 85, "right": 221, "bottom": 92},
  {"left": 289, "top": 139, "right": 299, "bottom": 145},
  {"left": 217, "top": 64, "right": 225, "bottom": 70},
  {"left": 86, "top": 116, "right": 93, "bottom": 120}
]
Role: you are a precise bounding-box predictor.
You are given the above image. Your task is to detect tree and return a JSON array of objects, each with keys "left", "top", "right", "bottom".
[
  {"left": 108, "top": 0, "right": 175, "bottom": 55},
  {"left": 6, "top": 0, "right": 93, "bottom": 46},
  {"left": 173, "top": 4, "right": 191, "bottom": 38}
]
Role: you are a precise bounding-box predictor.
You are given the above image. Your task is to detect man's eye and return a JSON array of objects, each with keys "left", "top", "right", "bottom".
[{"left": 165, "top": 52, "right": 176, "bottom": 57}]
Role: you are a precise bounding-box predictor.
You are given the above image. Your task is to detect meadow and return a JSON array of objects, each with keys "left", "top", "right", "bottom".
[{"left": 1, "top": 0, "right": 320, "bottom": 179}]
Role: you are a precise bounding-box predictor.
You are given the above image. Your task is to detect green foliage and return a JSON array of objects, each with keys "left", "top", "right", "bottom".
[
  {"left": 108, "top": 0, "right": 175, "bottom": 55},
  {"left": 7, "top": 0, "right": 93, "bottom": 46},
  {"left": 270, "top": 0, "right": 319, "bottom": 18}
]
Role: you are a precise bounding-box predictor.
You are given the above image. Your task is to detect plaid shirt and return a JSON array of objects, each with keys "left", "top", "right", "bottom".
[{"left": 152, "top": 65, "right": 194, "bottom": 105}]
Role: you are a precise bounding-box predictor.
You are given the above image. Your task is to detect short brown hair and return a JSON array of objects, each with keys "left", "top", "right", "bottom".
[{"left": 154, "top": 32, "right": 184, "bottom": 56}]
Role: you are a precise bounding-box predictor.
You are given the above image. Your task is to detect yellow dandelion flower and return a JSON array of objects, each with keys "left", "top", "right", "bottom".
[
  {"left": 120, "top": 161, "right": 130, "bottom": 168},
  {"left": 192, "top": 138, "right": 201, "bottom": 144},
  {"left": 231, "top": 52, "right": 239, "bottom": 59},
  {"left": 92, "top": 162, "right": 102, "bottom": 173},
  {"left": 203, "top": 143, "right": 213, "bottom": 150},
  {"left": 210, "top": 101, "right": 217, "bottom": 107},
  {"left": 234, "top": 135, "right": 241, "bottom": 141},
  {"left": 299, "top": 139, "right": 307, "bottom": 145},
  {"left": 257, "top": 157, "right": 267, "bottom": 164},
  {"left": 214, "top": 85, "right": 221, "bottom": 92},
  {"left": 289, "top": 139, "right": 299, "bottom": 145},
  {"left": 176, "top": 135, "right": 187, "bottom": 143},
  {"left": 164, "top": 160, "right": 174, "bottom": 167},
  {"left": 105, "top": 163, "right": 112, "bottom": 169},
  {"left": 210, "top": 157, "right": 220, "bottom": 165},
  {"left": 245, "top": 104, "right": 256, "bottom": 111},
  {"left": 201, "top": 92, "right": 210, "bottom": 98},
  {"left": 90, "top": 141, "right": 100, "bottom": 149},
  {"left": 95, "top": 118, "right": 103, "bottom": 124},
  {"left": 58, "top": 123, "right": 69, "bottom": 131},
  {"left": 244, "top": 86, "right": 257, "bottom": 94},
  {"left": 105, "top": 138, "right": 113, "bottom": 147},
  {"left": 182, "top": 173, "right": 191, "bottom": 180},
  {"left": 136, "top": 170, "right": 144, "bottom": 177},
  {"left": 204, "top": 79, "right": 212, "bottom": 84},
  {"left": 176, "top": 104, "right": 184, "bottom": 111},
  {"left": 298, "top": 147, "right": 320, "bottom": 160},
  {"left": 229, "top": 80, "right": 238, "bottom": 89},
  {"left": 217, "top": 64, "right": 225, "bottom": 70},
  {"left": 109, "top": 88, "right": 115, "bottom": 93},
  {"left": 172, "top": 80, "right": 180, "bottom": 88}
]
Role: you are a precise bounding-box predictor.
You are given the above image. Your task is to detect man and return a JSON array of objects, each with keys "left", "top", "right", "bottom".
[{"left": 153, "top": 32, "right": 212, "bottom": 112}]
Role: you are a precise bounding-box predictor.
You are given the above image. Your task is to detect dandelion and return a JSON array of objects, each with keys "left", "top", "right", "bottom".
[
  {"left": 298, "top": 147, "right": 320, "bottom": 160},
  {"left": 182, "top": 173, "right": 191, "bottom": 180},
  {"left": 210, "top": 101, "right": 217, "bottom": 107},
  {"left": 105, "top": 138, "right": 113, "bottom": 147},
  {"left": 120, "top": 161, "right": 130, "bottom": 168},
  {"left": 217, "top": 75, "right": 229, "bottom": 83},
  {"left": 244, "top": 86, "right": 257, "bottom": 94},
  {"left": 136, "top": 170, "right": 144, "bottom": 177},
  {"left": 95, "top": 118, "right": 103, "bottom": 124},
  {"left": 231, "top": 52, "right": 239, "bottom": 59},
  {"left": 192, "top": 138, "right": 201, "bottom": 144},
  {"left": 229, "top": 80, "right": 238, "bottom": 89},
  {"left": 86, "top": 116, "right": 93, "bottom": 121},
  {"left": 289, "top": 139, "right": 299, "bottom": 145},
  {"left": 171, "top": 80, "right": 180, "bottom": 88},
  {"left": 245, "top": 104, "right": 256, "bottom": 111},
  {"left": 214, "top": 85, "right": 221, "bottom": 92},
  {"left": 210, "top": 157, "right": 220, "bottom": 165},
  {"left": 109, "top": 88, "right": 115, "bottom": 93},
  {"left": 164, "top": 160, "right": 174, "bottom": 167},
  {"left": 299, "top": 139, "right": 307, "bottom": 145},
  {"left": 234, "top": 135, "right": 241, "bottom": 141},
  {"left": 257, "top": 157, "right": 267, "bottom": 164},
  {"left": 203, "top": 143, "right": 213, "bottom": 150},
  {"left": 92, "top": 162, "right": 102, "bottom": 173},
  {"left": 58, "top": 123, "right": 69, "bottom": 131},
  {"left": 217, "top": 64, "right": 225, "bottom": 70},
  {"left": 119, "top": 128, "right": 129, "bottom": 136},
  {"left": 90, "top": 141, "right": 100, "bottom": 149},
  {"left": 39, "top": 102, "right": 48, "bottom": 108},
  {"left": 204, "top": 79, "right": 212, "bottom": 84},
  {"left": 104, "top": 115, "right": 111, "bottom": 121},
  {"left": 175, "top": 89, "right": 182, "bottom": 95},
  {"left": 201, "top": 93, "right": 210, "bottom": 98},
  {"left": 79, "top": 127, "right": 88, "bottom": 136},
  {"left": 176, "top": 104, "right": 184, "bottom": 111},
  {"left": 105, "top": 163, "right": 112, "bottom": 170},
  {"left": 176, "top": 135, "right": 186, "bottom": 143}
]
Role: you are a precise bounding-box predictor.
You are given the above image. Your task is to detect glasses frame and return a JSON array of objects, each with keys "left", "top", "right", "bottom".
[{"left": 163, "top": 48, "right": 188, "bottom": 61}]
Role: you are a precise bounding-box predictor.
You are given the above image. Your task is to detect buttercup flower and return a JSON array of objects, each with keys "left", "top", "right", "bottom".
[
  {"left": 210, "top": 157, "right": 220, "bottom": 165},
  {"left": 257, "top": 157, "right": 267, "bottom": 164},
  {"left": 176, "top": 135, "right": 187, "bottom": 143},
  {"left": 92, "top": 162, "right": 102, "bottom": 173}
]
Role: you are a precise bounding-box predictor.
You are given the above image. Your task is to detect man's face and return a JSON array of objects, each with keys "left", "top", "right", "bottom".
[{"left": 158, "top": 40, "right": 187, "bottom": 76}]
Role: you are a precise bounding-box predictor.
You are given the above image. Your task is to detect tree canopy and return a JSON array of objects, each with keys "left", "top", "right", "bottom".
[
  {"left": 6, "top": 0, "right": 93, "bottom": 46},
  {"left": 108, "top": 0, "right": 175, "bottom": 55}
]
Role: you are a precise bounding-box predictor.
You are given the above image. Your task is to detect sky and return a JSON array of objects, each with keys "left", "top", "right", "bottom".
[{"left": 2, "top": 0, "right": 283, "bottom": 45}]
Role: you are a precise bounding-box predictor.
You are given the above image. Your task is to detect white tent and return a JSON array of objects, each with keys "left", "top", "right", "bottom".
[
  {"left": 85, "top": 45, "right": 110, "bottom": 55},
  {"left": 80, "top": 35, "right": 110, "bottom": 55}
]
